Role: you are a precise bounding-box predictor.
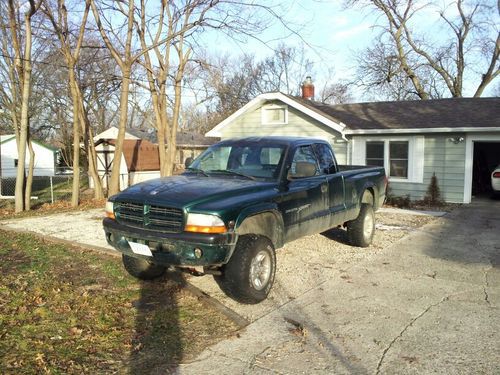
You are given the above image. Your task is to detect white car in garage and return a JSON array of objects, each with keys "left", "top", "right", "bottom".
[{"left": 492, "top": 165, "right": 500, "bottom": 194}]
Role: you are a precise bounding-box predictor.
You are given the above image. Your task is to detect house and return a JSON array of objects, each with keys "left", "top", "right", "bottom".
[
  {"left": 206, "top": 82, "right": 500, "bottom": 204},
  {"left": 0, "top": 134, "right": 58, "bottom": 178},
  {"left": 92, "top": 127, "right": 214, "bottom": 189},
  {"left": 176, "top": 132, "right": 218, "bottom": 168},
  {"left": 94, "top": 138, "right": 162, "bottom": 190},
  {"left": 93, "top": 128, "right": 158, "bottom": 190}
]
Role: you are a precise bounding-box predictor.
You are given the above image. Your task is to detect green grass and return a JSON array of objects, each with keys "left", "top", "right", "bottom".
[{"left": 0, "top": 230, "right": 238, "bottom": 374}]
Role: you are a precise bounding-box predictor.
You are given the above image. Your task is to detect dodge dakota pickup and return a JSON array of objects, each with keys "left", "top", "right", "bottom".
[{"left": 103, "top": 137, "right": 386, "bottom": 303}]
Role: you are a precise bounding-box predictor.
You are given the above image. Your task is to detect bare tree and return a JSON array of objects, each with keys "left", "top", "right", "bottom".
[
  {"left": 6, "top": 0, "right": 43, "bottom": 212},
  {"left": 42, "top": 0, "right": 105, "bottom": 204},
  {"left": 346, "top": 0, "right": 500, "bottom": 99},
  {"left": 90, "top": 0, "right": 137, "bottom": 195},
  {"left": 319, "top": 82, "right": 354, "bottom": 104},
  {"left": 137, "top": 1, "right": 279, "bottom": 176}
]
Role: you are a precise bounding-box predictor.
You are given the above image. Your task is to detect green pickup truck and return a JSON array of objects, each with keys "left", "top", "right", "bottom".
[{"left": 103, "top": 137, "right": 386, "bottom": 303}]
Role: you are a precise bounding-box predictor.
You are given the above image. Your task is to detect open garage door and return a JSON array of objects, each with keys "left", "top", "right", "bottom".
[{"left": 472, "top": 142, "right": 500, "bottom": 197}]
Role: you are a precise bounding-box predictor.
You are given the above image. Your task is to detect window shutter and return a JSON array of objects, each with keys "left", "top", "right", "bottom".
[
  {"left": 351, "top": 138, "right": 366, "bottom": 165},
  {"left": 411, "top": 136, "right": 424, "bottom": 183}
]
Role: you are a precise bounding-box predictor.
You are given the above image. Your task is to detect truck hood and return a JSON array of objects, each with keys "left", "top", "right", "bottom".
[{"left": 113, "top": 174, "right": 278, "bottom": 209}]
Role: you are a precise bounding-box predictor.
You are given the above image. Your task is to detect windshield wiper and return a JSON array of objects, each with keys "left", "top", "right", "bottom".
[
  {"left": 208, "top": 169, "right": 256, "bottom": 180},
  {"left": 185, "top": 167, "right": 209, "bottom": 177}
]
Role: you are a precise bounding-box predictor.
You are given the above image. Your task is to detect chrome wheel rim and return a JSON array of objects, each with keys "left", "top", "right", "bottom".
[
  {"left": 249, "top": 250, "right": 272, "bottom": 291},
  {"left": 363, "top": 210, "right": 374, "bottom": 240}
]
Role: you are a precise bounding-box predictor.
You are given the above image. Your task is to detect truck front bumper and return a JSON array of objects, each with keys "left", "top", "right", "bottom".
[{"left": 103, "top": 218, "right": 237, "bottom": 267}]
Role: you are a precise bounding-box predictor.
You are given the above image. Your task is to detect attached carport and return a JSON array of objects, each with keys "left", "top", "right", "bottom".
[{"left": 465, "top": 133, "right": 500, "bottom": 202}]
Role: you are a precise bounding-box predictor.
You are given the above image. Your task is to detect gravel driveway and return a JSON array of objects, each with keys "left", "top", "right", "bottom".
[{"left": 0, "top": 208, "right": 436, "bottom": 321}]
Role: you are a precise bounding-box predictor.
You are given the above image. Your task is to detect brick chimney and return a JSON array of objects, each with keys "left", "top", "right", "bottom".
[{"left": 301, "top": 76, "right": 314, "bottom": 100}]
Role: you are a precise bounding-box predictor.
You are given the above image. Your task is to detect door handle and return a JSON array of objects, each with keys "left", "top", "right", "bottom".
[{"left": 321, "top": 183, "right": 328, "bottom": 193}]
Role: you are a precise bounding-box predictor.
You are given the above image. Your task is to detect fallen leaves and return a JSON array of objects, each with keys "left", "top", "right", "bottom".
[{"left": 0, "top": 229, "right": 239, "bottom": 373}]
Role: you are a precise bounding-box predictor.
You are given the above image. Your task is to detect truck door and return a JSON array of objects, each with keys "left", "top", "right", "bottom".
[
  {"left": 279, "top": 145, "right": 330, "bottom": 242},
  {"left": 313, "top": 143, "right": 346, "bottom": 225}
]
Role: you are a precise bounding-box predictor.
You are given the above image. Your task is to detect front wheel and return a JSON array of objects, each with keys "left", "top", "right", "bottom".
[
  {"left": 122, "top": 254, "right": 166, "bottom": 280},
  {"left": 214, "top": 235, "right": 276, "bottom": 304},
  {"left": 347, "top": 203, "right": 375, "bottom": 247}
]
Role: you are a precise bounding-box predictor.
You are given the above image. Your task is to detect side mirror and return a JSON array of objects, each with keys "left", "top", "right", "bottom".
[
  {"left": 184, "top": 157, "right": 194, "bottom": 168},
  {"left": 288, "top": 161, "right": 317, "bottom": 179}
]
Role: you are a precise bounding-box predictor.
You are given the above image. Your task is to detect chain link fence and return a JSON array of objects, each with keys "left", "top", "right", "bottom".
[
  {"left": 0, "top": 171, "right": 74, "bottom": 205},
  {"left": 0, "top": 169, "right": 133, "bottom": 206}
]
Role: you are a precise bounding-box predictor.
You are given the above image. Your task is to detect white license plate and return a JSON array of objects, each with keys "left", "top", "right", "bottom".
[{"left": 128, "top": 241, "right": 153, "bottom": 257}]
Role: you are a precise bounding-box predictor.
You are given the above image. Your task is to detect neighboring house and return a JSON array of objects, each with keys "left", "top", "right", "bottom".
[
  {"left": 92, "top": 127, "right": 213, "bottom": 189},
  {"left": 0, "top": 134, "right": 58, "bottom": 178},
  {"left": 176, "top": 132, "right": 218, "bottom": 168},
  {"left": 206, "top": 86, "right": 500, "bottom": 204},
  {"left": 93, "top": 126, "right": 139, "bottom": 142},
  {"left": 94, "top": 138, "right": 161, "bottom": 190},
  {"left": 93, "top": 128, "right": 157, "bottom": 190}
]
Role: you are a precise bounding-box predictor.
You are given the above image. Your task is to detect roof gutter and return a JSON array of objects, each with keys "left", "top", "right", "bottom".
[{"left": 344, "top": 126, "right": 500, "bottom": 135}]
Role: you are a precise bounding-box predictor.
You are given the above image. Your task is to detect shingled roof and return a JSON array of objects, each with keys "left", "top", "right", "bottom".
[{"left": 291, "top": 96, "right": 500, "bottom": 131}]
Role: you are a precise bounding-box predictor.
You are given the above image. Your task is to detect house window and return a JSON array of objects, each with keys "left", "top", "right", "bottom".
[
  {"left": 366, "top": 141, "right": 384, "bottom": 167},
  {"left": 365, "top": 140, "right": 410, "bottom": 179},
  {"left": 262, "top": 104, "right": 287, "bottom": 125},
  {"left": 389, "top": 141, "right": 409, "bottom": 178},
  {"left": 14, "top": 159, "right": 18, "bottom": 167}
]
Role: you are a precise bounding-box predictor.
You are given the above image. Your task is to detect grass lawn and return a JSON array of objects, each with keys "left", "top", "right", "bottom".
[{"left": 0, "top": 230, "right": 238, "bottom": 374}]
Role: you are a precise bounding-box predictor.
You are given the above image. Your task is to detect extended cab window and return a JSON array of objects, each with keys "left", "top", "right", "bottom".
[{"left": 313, "top": 143, "right": 336, "bottom": 174}]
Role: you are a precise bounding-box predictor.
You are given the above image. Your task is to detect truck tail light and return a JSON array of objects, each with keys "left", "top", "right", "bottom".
[{"left": 493, "top": 172, "right": 500, "bottom": 178}]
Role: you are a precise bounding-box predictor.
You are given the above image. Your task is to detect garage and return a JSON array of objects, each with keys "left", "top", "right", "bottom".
[{"left": 471, "top": 141, "right": 500, "bottom": 197}]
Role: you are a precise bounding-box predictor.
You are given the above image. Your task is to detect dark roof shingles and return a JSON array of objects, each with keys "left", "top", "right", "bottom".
[{"left": 292, "top": 96, "right": 500, "bottom": 130}]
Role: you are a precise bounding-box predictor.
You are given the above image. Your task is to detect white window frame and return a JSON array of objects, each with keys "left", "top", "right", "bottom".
[
  {"left": 261, "top": 103, "right": 288, "bottom": 125},
  {"left": 352, "top": 136, "right": 424, "bottom": 183}
]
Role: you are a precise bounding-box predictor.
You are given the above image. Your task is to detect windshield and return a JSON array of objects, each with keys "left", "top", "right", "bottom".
[{"left": 188, "top": 142, "right": 286, "bottom": 181}]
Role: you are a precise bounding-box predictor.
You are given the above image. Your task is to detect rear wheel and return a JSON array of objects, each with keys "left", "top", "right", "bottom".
[
  {"left": 214, "top": 235, "right": 276, "bottom": 304},
  {"left": 347, "top": 203, "right": 375, "bottom": 247},
  {"left": 122, "top": 254, "right": 166, "bottom": 280}
]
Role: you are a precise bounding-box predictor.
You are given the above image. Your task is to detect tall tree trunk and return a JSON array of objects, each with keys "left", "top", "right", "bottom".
[
  {"left": 24, "top": 138, "right": 34, "bottom": 210},
  {"left": 108, "top": 68, "right": 131, "bottom": 195},
  {"left": 69, "top": 68, "right": 80, "bottom": 207},
  {"left": 14, "top": 12, "right": 33, "bottom": 213},
  {"left": 81, "top": 108, "right": 104, "bottom": 199}
]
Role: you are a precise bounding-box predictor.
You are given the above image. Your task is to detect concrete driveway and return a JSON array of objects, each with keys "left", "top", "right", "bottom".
[
  {"left": 179, "top": 199, "right": 500, "bottom": 374},
  {"left": 1, "top": 200, "right": 499, "bottom": 373}
]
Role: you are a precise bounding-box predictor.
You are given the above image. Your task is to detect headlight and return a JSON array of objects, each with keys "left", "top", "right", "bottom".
[
  {"left": 105, "top": 201, "right": 115, "bottom": 219},
  {"left": 185, "top": 213, "right": 226, "bottom": 234}
]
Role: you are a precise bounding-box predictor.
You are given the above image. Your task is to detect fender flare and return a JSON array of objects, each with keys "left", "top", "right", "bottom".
[{"left": 235, "top": 203, "right": 285, "bottom": 249}]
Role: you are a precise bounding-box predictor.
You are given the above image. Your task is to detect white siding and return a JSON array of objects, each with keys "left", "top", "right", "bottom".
[{"left": 1, "top": 138, "right": 56, "bottom": 177}]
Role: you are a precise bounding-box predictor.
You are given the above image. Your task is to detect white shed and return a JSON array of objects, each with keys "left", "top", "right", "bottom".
[{"left": 0, "top": 135, "right": 58, "bottom": 178}]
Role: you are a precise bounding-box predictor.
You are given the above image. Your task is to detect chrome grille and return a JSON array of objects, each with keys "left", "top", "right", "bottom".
[{"left": 114, "top": 201, "right": 183, "bottom": 232}]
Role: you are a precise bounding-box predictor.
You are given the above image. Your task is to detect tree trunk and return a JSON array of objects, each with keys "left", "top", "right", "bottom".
[
  {"left": 82, "top": 110, "right": 104, "bottom": 199},
  {"left": 14, "top": 12, "right": 33, "bottom": 213},
  {"left": 108, "top": 68, "right": 131, "bottom": 195},
  {"left": 24, "top": 138, "right": 34, "bottom": 210},
  {"left": 69, "top": 68, "right": 80, "bottom": 207}
]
